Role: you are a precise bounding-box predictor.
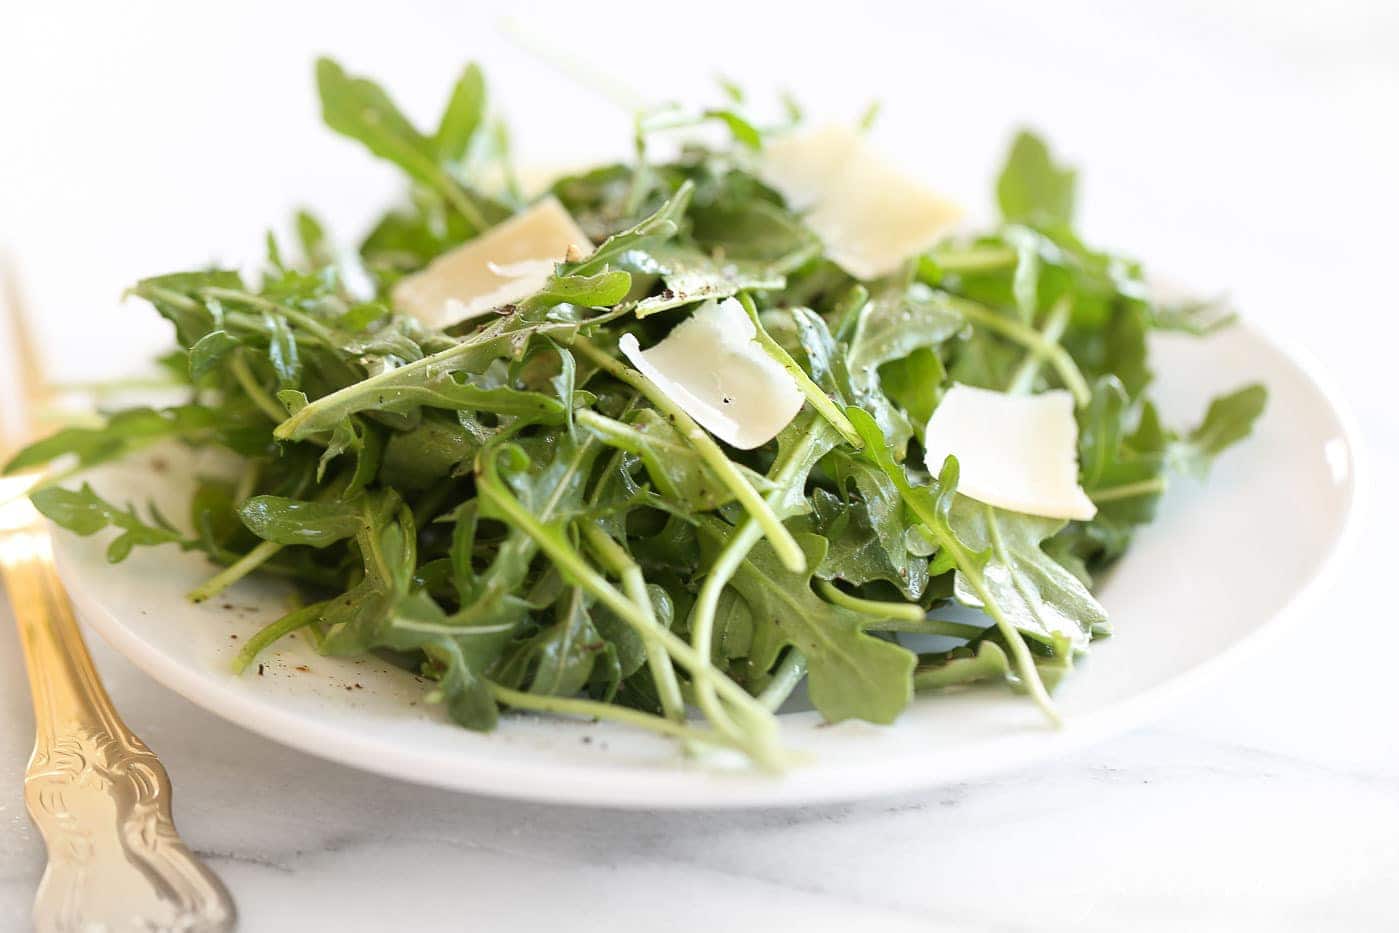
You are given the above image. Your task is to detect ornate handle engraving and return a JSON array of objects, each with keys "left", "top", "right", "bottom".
[
  {"left": 3, "top": 512, "right": 236, "bottom": 932},
  {"left": 25, "top": 727, "right": 236, "bottom": 932}
]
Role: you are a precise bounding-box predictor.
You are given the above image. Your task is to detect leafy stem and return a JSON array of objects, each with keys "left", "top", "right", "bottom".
[
  {"left": 846, "top": 407, "right": 1061, "bottom": 725},
  {"left": 945, "top": 295, "right": 1090, "bottom": 406},
  {"left": 860, "top": 617, "right": 988, "bottom": 638},
  {"left": 580, "top": 524, "right": 686, "bottom": 723},
  {"left": 1006, "top": 296, "right": 1072, "bottom": 396},
  {"left": 274, "top": 314, "right": 579, "bottom": 441},
  {"left": 685, "top": 419, "right": 831, "bottom": 742},
  {"left": 476, "top": 445, "right": 787, "bottom": 768},
  {"left": 758, "top": 650, "right": 807, "bottom": 711},
  {"left": 1089, "top": 477, "right": 1169, "bottom": 503},
  {"left": 188, "top": 539, "right": 283, "bottom": 603},
  {"left": 736, "top": 293, "right": 864, "bottom": 449},
  {"left": 230, "top": 350, "right": 291, "bottom": 424},
  {"left": 815, "top": 580, "right": 923, "bottom": 623},
  {"left": 571, "top": 336, "right": 806, "bottom": 573},
  {"left": 200, "top": 287, "right": 340, "bottom": 346},
  {"left": 232, "top": 599, "right": 330, "bottom": 673},
  {"left": 927, "top": 245, "right": 1018, "bottom": 273},
  {"left": 919, "top": 497, "right": 1058, "bottom": 723}
]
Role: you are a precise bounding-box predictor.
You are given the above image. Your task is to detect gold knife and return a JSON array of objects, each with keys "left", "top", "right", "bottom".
[{"left": 0, "top": 258, "right": 236, "bottom": 932}]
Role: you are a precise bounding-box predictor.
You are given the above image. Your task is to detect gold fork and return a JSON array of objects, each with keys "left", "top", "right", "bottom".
[{"left": 0, "top": 258, "right": 236, "bottom": 932}]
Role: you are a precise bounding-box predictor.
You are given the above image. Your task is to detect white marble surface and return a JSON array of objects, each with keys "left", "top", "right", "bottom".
[{"left": 2, "top": 1, "right": 1398, "bottom": 930}]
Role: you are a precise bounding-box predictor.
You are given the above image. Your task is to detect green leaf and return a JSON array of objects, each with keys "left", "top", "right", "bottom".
[
  {"left": 1170, "top": 384, "right": 1267, "bottom": 478},
  {"left": 317, "top": 58, "right": 441, "bottom": 195},
  {"left": 525, "top": 270, "right": 632, "bottom": 310},
  {"left": 996, "top": 130, "right": 1077, "bottom": 227},
  {"left": 188, "top": 330, "right": 241, "bottom": 380},
  {"left": 238, "top": 496, "right": 363, "bottom": 548},
  {"left": 579, "top": 408, "right": 772, "bottom": 513},
  {"left": 1050, "top": 382, "right": 1173, "bottom": 570},
  {"left": 264, "top": 311, "right": 301, "bottom": 389},
  {"left": 914, "top": 642, "right": 1010, "bottom": 691},
  {"left": 710, "top": 587, "right": 755, "bottom": 665},
  {"left": 845, "top": 405, "right": 1064, "bottom": 718},
  {"left": 716, "top": 530, "right": 915, "bottom": 724},
  {"left": 1151, "top": 296, "right": 1237, "bottom": 335},
  {"left": 273, "top": 310, "right": 579, "bottom": 441},
  {"left": 295, "top": 210, "right": 331, "bottom": 266},
  {"left": 878, "top": 346, "right": 944, "bottom": 431},
  {"left": 788, "top": 303, "right": 912, "bottom": 451},
  {"left": 592, "top": 584, "right": 662, "bottom": 678},
  {"left": 947, "top": 496, "right": 1107, "bottom": 651},
  {"left": 812, "top": 449, "right": 929, "bottom": 599},
  {"left": 4, "top": 406, "right": 219, "bottom": 475},
  {"left": 703, "top": 109, "right": 763, "bottom": 150},
  {"left": 627, "top": 244, "right": 785, "bottom": 317},
  {"left": 638, "top": 106, "right": 764, "bottom": 151},
  {"left": 689, "top": 197, "right": 820, "bottom": 270},
  {"left": 525, "top": 588, "right": 605, "bottom": 697},
  {"left": 126, "top": 270, "right": 243, "bottom": 348},
  {"left": 847, "top": 282, "right": 965, "bottom": 377},
  {"left": 31, "top": 484, "right": 185, "bottom": 563},
  {"left": 379, "top": 415, "right": 477, "bottom": 490},
  {"left": 434, "top": 63, "right": 486, "bottom": 163},
  {"left": 314, "top": 494, "right": 414, "bottom": 654},
  {"left": 562, "top": 180, "right": 695, "bottom": 278},
  {"left": 316, "top": 58, "right": 504, "bottom": 233},
  {"left": 423, "top": 635, "right": 500, "bottom": 730}
]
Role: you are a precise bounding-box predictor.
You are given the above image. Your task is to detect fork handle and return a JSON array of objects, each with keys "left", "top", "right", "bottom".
[{"left": 4, "top": 525, "right": 236, "bottom": 932}]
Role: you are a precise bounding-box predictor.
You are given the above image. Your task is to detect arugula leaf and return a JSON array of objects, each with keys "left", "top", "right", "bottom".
[
  {"left": 273, "top": 310, "right": 579, "bottom": 441},
  {"left": 811, "top": 449, "right": 929, "bottom": 598},
  {"left": 520, "top": 587, "right": 606, "bottom": 697},
  {"left": 31, "top": 484, "right": 185, "bottom": 563},
  {"left": 1152, "top": 296, "right": 1237, "bottom": 335},
  {"left": 238, "top": 496, "right": 364, "bottom": 548},
  {"left": 379, "top": 415, "right": 475, "bottom": 490},
  {"left": 689, "top": 197, "right": 820, "bottom": 270},
  {"left": 996, "top": 130, "right": 1077, "bottom": 228},
  {"left": 715, "top": 530, "right": 915, "bottom": 724},
  {"left": 845, "top": 406, "right": 1062, "bottom": 720},
  {"left": 1170, "top": 384, "right": 1268, "bottom": 478},
  {"left": 625, "top": 244, "right": 785, "bottom": 317},
  {"left": 125, "top": 270, "right": 244, "bottom": 347},
  {"left": 315, "top": 57, "right": 503, "bottom": 233},
  {"left": 4, "top": 406, "right": 219, "bottom": 475},
  {"left": 580, "top": 408, "right": 770, "bottom": 512},
  {"left": 434, "top": 63, "right": 486, "bottom": 164},
  {"left": 914, "top": 642, "right": 1010, "bottom": 691},
  {"left": 878, "top": 346, "right": 945, "bottom": 432},
  {"left": 948, "top": 496, "right": 1107, "bottom": 651},
  {"left": 525, "top": 270, "right": 632, "bottom": 310},
  {"left": 188, "top": 330, "right": 241, "bottom": 380},
  {"left": 847, "top": 282, "right": 965, "bottom": 378}
]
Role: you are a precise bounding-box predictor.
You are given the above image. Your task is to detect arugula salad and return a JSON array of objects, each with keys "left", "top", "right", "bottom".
[{"left": 8, "top": 59, "right": 1266, "bottom": 768}]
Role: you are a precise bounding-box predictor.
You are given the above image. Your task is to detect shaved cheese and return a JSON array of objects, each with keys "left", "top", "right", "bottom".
[
  {"left": 758, "top": 124, "right": 962, "bottom": 281},
  {"left": 923, "top": 385, "right": 1096, "bottom": 521},
  {"left": 391, "top": 196, "right": 592, "bottom": 328},
  {"left": 618, "top": 298, "right": 804, "bottom": 450}
]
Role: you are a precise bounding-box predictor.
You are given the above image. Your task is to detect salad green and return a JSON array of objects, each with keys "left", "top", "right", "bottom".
[{"left": 7, "top": 59, "right": 1266, "bottom": 768}]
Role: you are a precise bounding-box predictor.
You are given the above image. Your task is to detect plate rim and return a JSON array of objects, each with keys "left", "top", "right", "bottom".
[{"left": 56, "top": 316, "right": 1366, "bottom": 809}]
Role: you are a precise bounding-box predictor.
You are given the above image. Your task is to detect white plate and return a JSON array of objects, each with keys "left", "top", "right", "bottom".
[{"left": 52, "top": 320, "right": 1359, "bottom": 808}]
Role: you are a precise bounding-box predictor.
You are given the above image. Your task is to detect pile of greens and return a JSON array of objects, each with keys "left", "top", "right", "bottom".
[{"left": 8, "top": 59, "right": 1265, "bottom": 768}]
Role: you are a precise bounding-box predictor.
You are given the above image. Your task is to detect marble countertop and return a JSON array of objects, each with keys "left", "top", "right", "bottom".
[{"left": 2, "top": 1, "right": 1397, "bottom": 930}]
